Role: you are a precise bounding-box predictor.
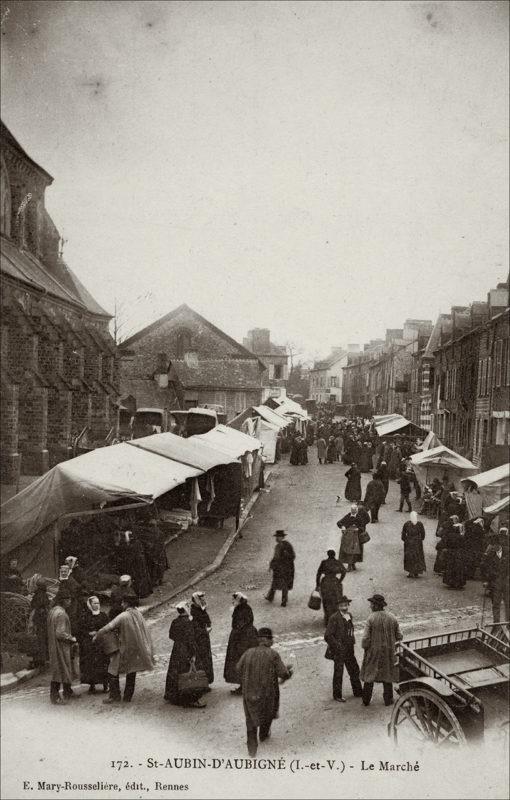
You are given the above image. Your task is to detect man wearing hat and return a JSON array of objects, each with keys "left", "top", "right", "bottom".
[
  {"left": 265, "top": 530, "right": 295, "bottom": 607},
  {"left": 236, "top": 627, "right": 293, "bottom": 757},
  {"left": 360, "top": 594, "right": 402, "bottom": 707},
  {"left": 324, "top": 596, "right": 362, "bottom": 702}
]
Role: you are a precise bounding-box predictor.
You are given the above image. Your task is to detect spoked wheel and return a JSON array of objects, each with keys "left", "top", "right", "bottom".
[{"left": 388, "top": 688, "right": 466, "bottom": 746}]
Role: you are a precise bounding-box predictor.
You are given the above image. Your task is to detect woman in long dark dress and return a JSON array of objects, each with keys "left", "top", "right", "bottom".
[
  {"left": 401, "top": 512, "right": 426, "bottom": 578},
  {"left": 29, "top": 578, "right": 50, "bottom": 668},
  {"left": 76, "top": 596, "right": 109, "bottom": 693},
  {"left": 190, "top": 591, "right": 214, "bottom": 686},
  {"left": 165, "top": 603, "right": 206, "bottom": 708},
  {"left": 316, "top": 551, "right": 346, "bottom": 624},
  {"left": 223, "top": 592, "right": 258, "bottom": 695},
  {"left": 344, "top": 464, "right": 361, "bottom": 503},
  {"left": 114, "top": 531, "right": 153, "bottom": 599},
  {"left": 437, "top": 523, "right": 467, "bottom": 588},
  {"left": 326, "top": 437, "right": 338, "bottom": 464}
]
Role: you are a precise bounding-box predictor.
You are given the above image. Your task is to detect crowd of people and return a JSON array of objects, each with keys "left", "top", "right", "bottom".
[{"left": 2, "top": 410, "right": 508, "bottom": 757}]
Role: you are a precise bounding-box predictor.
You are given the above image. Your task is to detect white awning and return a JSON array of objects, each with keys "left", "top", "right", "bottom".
[
  {"left": 484, "top": 495, "right": 509, "bottom": 515},
  {"left": 194, "top": 424, "right": 261, "bottom": 458},
  {"left": 253, "top": 405, "right": 291, "bottom": 428},
  {"left": 411, "top": 446, "right": 476, "bottom": 471},
  {"left": 461, "top": 463, "right": 510, "bottom": 491}
]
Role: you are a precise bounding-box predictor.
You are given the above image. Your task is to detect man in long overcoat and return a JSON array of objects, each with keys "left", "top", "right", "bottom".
[
  {"left": 94, "top": 592, "right": 154, "bottom": 704},
  {"left": 360, "top": 594, "right": 402, "bottom": 707},
  {"left": 237, "top": 627, "right": 293, "bottom": 757},
  {"left": 324, "top": 596, "right": 362, "bottom": 702},
  {"left": 364, "top": 473, "right": 386, "bottom": 522},
  {"left": 47, "top": 587, "right": 78, "bottom": 704},
  {"left": 265, "top": 530, "right": 295, "bottom": 607}
]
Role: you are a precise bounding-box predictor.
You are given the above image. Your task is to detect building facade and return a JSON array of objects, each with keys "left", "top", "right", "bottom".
[
  {"left": 310, "top": 346, "right": 360, "bottom": 405},
  {"left": 243, "top": 328, "right": 289, "bottom": 401},
  {"left": 119, "top": 304, "right": 265, "bottom": 422},
  {"left": 1, "top": 121, "right": 118, "bottom": 483}
]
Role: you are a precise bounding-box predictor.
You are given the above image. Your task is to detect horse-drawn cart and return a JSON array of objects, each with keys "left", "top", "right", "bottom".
[{"left": 388, "top": 624, "right": 509, "bottom": 745}]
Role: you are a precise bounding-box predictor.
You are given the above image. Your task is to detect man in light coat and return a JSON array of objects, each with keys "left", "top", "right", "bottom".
[
  {"left": 360, "top": 594, "right": 402, "bottom": 707},
  {"left": 94, "top": 592, "right": 154, "bottom": 704}
]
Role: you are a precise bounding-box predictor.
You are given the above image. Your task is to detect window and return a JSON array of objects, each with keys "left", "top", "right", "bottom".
[
  {"left": 214, "top": 391, "right": 226, "bottom": 408},
  {"left": 494, "top": 339, "right": 503, "bottom": 387},
  {"left": 176, "top": 329, "right": 192, "bottom": 358},
  {"left": 273, "top": 364, "right": 283, "bottom": 380}
]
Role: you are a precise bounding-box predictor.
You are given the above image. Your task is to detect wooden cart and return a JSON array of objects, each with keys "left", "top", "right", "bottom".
[{"left": 388, "top": 624, "right": 509, "bottom": 745}]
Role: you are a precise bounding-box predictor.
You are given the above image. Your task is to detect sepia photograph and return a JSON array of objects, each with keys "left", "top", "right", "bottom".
[{"left": 0, "top": 1, "right": 508, "bottom": 799}]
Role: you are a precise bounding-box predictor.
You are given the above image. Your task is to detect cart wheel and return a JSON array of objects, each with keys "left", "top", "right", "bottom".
[{"left": 388, "top": 688, "right": 467, "bottom": 746}]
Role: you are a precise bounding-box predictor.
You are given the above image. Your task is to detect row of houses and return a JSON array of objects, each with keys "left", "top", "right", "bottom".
[
  {"left": 0, "top": 122, "right": 291, "bottom": 486},
  {"left": 341, "top": 281, "right": 509, "bottom": 470}
]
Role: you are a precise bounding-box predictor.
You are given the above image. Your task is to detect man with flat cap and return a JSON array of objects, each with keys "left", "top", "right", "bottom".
[
  {"left": 360, "top": 594, "right": 402, "bottom": 707},
  {"left": 237, "top": 627, "right": 293, "bottom": 757},
  {"left": 324, "top": 595, "right": 362, "bottom": 702},
  {"left": 265, "top": 530, "right": 295, "bottom": 607}
]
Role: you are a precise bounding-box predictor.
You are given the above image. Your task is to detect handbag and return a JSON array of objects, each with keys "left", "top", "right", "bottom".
[
  {"left": 308, "top": 589, "right": 321, "bottom": 611},
  {"left": 178, "top": 661, "right": 209, "bottom": 694},
  {"left": 97, "top": 629, "right": 120, "bottom": 656},
  {"left": 358, "top": 530, "right": 371, "bottom": 545}
]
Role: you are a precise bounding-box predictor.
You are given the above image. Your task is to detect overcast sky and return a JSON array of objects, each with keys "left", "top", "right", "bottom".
[{"left": 1, "top": 0, "right": 508, "bottom": 360}]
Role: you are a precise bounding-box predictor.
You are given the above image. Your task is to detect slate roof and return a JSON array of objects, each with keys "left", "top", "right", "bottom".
[{"left": 121, "top": 304, "right": 260, "bottom": 363}]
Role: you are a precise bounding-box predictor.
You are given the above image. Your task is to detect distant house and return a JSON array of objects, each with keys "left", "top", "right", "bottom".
[
  {"left": 310, "top": 346, "right": 360, "bottom": 405},
  {"left": 119, "top": 304, "right": 265, "bottom": 421},
  {"left": 243, "top": 328, "right": 289, "bottom": 401}
]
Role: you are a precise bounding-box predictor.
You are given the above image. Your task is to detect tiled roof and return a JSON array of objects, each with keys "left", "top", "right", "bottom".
[{"left": 173, "top": 359, "right": 262, "bottom": 390}]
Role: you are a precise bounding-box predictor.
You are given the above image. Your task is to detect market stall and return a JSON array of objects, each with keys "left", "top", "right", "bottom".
[
  {"left": 410, "top": 445, "right": 477, "bottom": 492},
  {"left": 461, "top": 463, "right": 510, "bottom": 519}
]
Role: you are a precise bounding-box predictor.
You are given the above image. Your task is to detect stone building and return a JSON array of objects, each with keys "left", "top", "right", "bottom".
[
  {"left": 119, "top": 304, "right": 265, "bottom": 421},
  {"left": 428, "top": 281, "right": 509, "bottom": 467},
  {"left": 310, "top": 345, "right": 360, "bottom": 406},
  {"left": 0, "top": 121, "right": 118, "bottom": 483},
  {"left": 243, "top": 328, "right": 288, "bottom": 401}
]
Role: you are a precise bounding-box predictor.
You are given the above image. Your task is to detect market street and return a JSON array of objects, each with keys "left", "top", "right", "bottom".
[{"left": 3, "top": 457, "right": 506, "bottom": 800}]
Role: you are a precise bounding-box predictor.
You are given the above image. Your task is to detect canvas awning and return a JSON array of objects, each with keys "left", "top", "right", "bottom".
[
  {"left": 128, "top": 430, "right": 237, "bottom": 470},
  {"left": 271, "top": 397, "right": 308, "bottom": 419},
  {"left": 0, "top": 443, "right": 202, "bottom": 557},
  {"left": 411, "top": 446, "right": 476, "bottom": 470},
  {"left": 375, "top": 414, "right": 426, "bottom": 437},
  {"left": 194, "top": 424, "right": 261, "bottom": 458},
  {"left": 461, "top": 463, "right": 510, "bottom": 518},
  {"left": 253, "top": 405, "right": 291, "bottom": 429},
  {"left": 410, "top": 445, "right": 477, "bottom": 492},
  {"left": 419, "top": 431, "right": 442, "bottom": 451},
  {"left": 484, "top": 495, "right": 509, "bottom": 515}
]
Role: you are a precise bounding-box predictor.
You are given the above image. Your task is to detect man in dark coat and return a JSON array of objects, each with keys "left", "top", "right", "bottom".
[
  {"left": 364, "top": 473, "right": 385, "bottom": 522},
  {"left": 237, "top": 627, "right": 293, "bottom": 757},
  {"left": 224, "top": 592, "right": 258, "bottom": 695},
  {"left": 482, "top": 527, "right": 509, "bottom": 624},
  {"left": 324, "top": 595, "right": 362, "bottom": 702},
  {"left": 265, "top": 530, "right": 295, "bottom": 607},
  {"left": 377, "top": 461, "right": 389, "bottom": 503},
  {"left": 396, "top": 470, "right": 413, "bottom": 512},
  {"left": 316, "top": 551, "right": 346, "bottom": 624},
  {"left": 360, "top": 594, "right": 402, "bottom": 707}
]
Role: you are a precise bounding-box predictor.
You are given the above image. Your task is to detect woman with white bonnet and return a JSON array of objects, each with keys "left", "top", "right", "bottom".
[
  {"left": 223, "top": 591, "right": 258, "bottom": 695},
  {"left": 401, "top": 511, "right": 426, "bottom": 578},
  {"left": 164, "top": 601, "right": 206, "bottom": 708},
  {"left": 190, "top": 592, "right": 214, "bottom": 687}
]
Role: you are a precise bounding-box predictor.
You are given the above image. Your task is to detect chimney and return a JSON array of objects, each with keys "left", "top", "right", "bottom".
[
  {"left": 347, "top": 343, "right": 360, "bottom": 353},
  {"left": 248, "top": 328, "right": 271, "bottom": 354}
]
